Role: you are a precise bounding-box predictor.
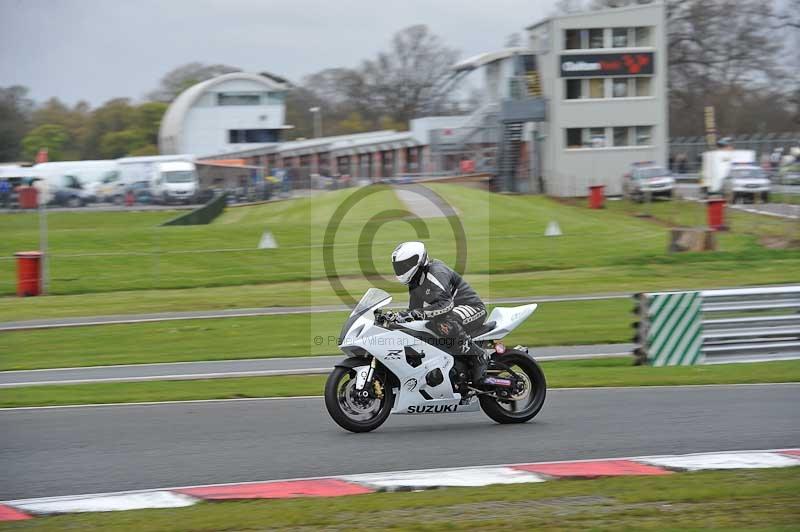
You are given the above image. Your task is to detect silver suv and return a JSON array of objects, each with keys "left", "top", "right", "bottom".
[
  {"left": 722, "top": 165, "right": 771, "bottom": 203},
  {"left": 622, "top": 163, "right": 676, "bottom": 202}
]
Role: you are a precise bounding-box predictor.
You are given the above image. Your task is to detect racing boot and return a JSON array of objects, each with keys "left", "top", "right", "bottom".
[{"left": 461, "top": 338, "right": 489, "bottom": 385}]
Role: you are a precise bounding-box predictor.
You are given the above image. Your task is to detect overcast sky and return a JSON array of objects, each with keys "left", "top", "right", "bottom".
[{"left": 0, "top": 0, "right": 558, "bottom": 106}]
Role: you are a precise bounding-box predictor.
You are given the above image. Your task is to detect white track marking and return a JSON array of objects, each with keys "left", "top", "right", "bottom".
[
  {"left": 342, "top": 466, "right": 546, "bottom": 489},
  {"left": 7, "top": 491, "right": 198, "bottom": 515},
  {"left": 0, "top": 353, "right": 629, "bottom": 387},
  {"left": 0, "top": 351, "right": 625, "bottom": 375},
  {"left": 639, "top": 452, "right": 800, "bottom": 471}
]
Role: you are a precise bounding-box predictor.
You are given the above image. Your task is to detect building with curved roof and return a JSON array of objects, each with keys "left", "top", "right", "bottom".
[{"left": 159, "top": 72, "right": 293, "bottom": 156}]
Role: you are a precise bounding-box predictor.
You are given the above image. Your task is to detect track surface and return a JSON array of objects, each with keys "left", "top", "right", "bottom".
[
  {"left": 0, "top": 344, "right": 631, "bottom": 387},
  {"left": 1, "top": 383, "right": 798, "bottom": 500}
]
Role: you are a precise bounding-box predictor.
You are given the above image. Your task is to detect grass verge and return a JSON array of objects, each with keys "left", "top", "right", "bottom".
[
  {"left": 2, "top": 468, "right": 797, "bottom": 531},
  {"left": 2, "top": 259, "right": 799, "bottom": 322},
  {"left": 1, "top": 299, "right": 634, "bottom": 370},
  {"left": 2, "top": 358, "right": 799, "bottom": 408},
  {"left": 2, "top": 185, "right": 797, "bottom": 299}
]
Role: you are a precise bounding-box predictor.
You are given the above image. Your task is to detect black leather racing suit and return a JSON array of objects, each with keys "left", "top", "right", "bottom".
[{"left": 407, "top": 259, "right": 487, "bottom": 362}]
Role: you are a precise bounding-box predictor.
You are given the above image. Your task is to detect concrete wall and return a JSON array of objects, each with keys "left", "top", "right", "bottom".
[{"left": 528, "top": 2, "right": 668, "bottom": 196}]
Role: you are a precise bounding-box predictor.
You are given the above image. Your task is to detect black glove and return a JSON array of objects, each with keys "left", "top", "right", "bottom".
[{"left": 396, "top": 309, "right": 424, "bottom": 322}]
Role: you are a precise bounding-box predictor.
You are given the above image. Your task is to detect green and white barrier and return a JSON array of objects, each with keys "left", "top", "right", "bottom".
[{"left": 633, "top": 291, "right": 704, "bottom": 366}]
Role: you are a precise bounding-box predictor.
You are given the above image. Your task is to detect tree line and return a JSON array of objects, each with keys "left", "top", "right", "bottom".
[
  {"left": 1, "top": 2, "right": 798, "bottom": 163},
  {"left": 0, "top": 89, "right": 168, "bottom": 162}
]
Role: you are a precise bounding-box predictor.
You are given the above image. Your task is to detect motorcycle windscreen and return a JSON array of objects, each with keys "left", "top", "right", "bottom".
[{"left": 340, "top": 288, "right": 391, "bottom": 342}]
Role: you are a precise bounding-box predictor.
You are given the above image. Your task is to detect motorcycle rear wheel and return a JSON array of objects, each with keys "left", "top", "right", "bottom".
[
  {"left": 325, "top": 365, "right": 394, "bottom": 433},
  {"left": 479, "top": 351, "right": 546, "bottom": 424}
]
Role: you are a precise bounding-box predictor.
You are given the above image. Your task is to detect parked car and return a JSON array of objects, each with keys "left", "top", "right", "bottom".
[
  {"left": 777, "top": 163, "right": 800, "bottom": 186},
  {"left": 622, "top": 162, "right": 676, "bottom": 201},
  {"left": 722, "top": 164, "right": 771, "bottom": 203},
  {"left": 95, "top": 170, "right": 126, "bottom": 203},
  {"left": 51, "top": 174, "right": 96, "bottom": 207},
  {"left": 128, "top": 180, "right": 153, "bottom": 204}
]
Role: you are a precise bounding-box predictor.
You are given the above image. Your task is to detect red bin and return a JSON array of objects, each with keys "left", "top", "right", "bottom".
[
  {"left": 589, "top": 185, "right": 605, "bottom": 209},
  {"left": 15, "top": 251, "right": 42, "bottom": 297},
  {"left": 18, "top": 187, "right": 39, "bottom": 209},
  {"left": 706, "top": 199, "right": 726, "bottom": 230}
]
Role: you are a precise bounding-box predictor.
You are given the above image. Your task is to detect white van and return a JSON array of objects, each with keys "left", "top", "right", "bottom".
[
  {"left": 150, "top": 161, "right": 198, "bottom": 204},
  {"left": 33, "top": 160, "right": 118, "bottom": 204},
  {"left": 701, "top": 149, "right": 757, "bottom": 193},
  {"left": 116, "top": 155, "right": 197, "bottom": 204},
  {"left": 701, "top": 149, "right": 770, "bottom": 201}
]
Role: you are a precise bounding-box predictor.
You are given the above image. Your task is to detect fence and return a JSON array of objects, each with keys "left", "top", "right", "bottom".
[
  {"left": 633, "top": 285, "right": 800, "bottom": 366},
  {"left": 669, "top": 132, "right": 800, "bottom": 174}
]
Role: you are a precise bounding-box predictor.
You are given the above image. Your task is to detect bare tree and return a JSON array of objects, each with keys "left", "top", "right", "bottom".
[
  {"left": 668, "top": 0, "right": 783, "bottom": 89},
  {"left": 302, "top": 68, "right": 369, "bottom": 108},
  {"left": 358, "top": 25, "right": 460, "bottom": 122},
  {"left": 666, "top": 0, "right": 794, "bottom": 135}
]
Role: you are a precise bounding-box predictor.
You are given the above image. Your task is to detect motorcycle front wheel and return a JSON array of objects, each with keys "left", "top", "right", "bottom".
[
  {"left": 324, "top": 363, "right": 394, "bottom": 433},
  {"left": 479, "top": 351, "right": 546, "bottom": 424}
]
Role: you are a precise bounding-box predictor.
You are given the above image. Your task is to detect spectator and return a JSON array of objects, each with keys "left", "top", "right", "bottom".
[
  {"left": 282, "top": 167, "right": 292, "bottom": 195},
  {"left": 676, "top": 153, "right": 688, "bottom": 174},
  {"left": 770, "top": 148, "right": 783, "bottom": 170},
  {"left": 0, "top": 179, "right": 10, "bottom": 208}
]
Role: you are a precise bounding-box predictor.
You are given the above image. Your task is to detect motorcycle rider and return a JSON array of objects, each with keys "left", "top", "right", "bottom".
[{"left": 389, "top": 241, "right": 489, "bottom": 384}]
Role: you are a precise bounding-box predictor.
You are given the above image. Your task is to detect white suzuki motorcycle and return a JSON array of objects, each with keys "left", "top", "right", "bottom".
[{"left": 325, "top": 288, "right": 547, "bottom": 433}]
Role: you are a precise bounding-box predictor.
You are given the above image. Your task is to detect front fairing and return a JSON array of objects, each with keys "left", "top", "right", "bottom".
[{"left": 339, "top": 288, "right": 392, "bottom": 346}]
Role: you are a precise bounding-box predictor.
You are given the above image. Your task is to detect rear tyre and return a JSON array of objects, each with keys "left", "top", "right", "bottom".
[
  {"left": 325, "top": 363, "right": 394, "bottom": 433},
  {"left": 479, "top": 351, "right": 546, "bottom": 424}
]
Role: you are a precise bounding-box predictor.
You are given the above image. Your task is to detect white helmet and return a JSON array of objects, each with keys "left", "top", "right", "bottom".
[{"left": 391, "top": 241, "right": 427, "bottom": 285}]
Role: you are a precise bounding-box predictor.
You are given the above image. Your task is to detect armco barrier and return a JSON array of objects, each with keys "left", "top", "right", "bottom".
[
  {"left": 633, "top": 286, "right": 800, "bottom": 365},
  {"left": 161, "top": 192, "right": 227, "bottom": 226}
]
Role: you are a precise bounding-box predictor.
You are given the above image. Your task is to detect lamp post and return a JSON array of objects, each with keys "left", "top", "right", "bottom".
[
  {"left": 309, "top": 107, "right": 323, "bottom": 138},
  {"left": 36, "top": 147, "right": 49, "bottom": 295}
]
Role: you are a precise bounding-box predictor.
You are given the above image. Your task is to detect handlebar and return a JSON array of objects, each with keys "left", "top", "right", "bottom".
[{"left": 375, "top": 309, "right": 427, "bottom": 327}]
